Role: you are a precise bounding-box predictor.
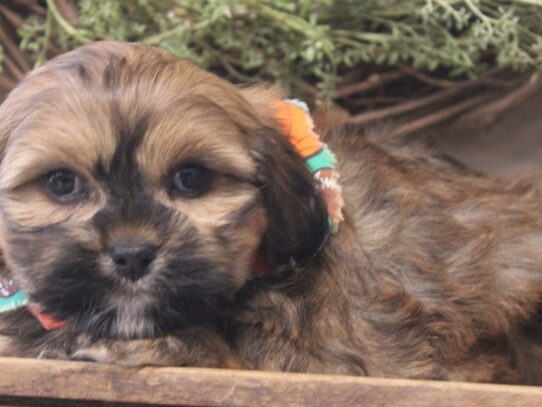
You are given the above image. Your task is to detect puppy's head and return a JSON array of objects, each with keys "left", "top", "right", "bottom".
[{"left": 0, "top": 42, "right": 328, "bottom": 338}]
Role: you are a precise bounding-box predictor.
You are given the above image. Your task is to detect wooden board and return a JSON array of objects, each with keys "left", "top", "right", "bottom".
[{"left": 0, "top": 357, "right": 542, "bottom": 406}]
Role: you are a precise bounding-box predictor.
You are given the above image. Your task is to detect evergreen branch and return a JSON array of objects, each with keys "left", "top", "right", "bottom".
[
  {"left": 3, "top": 0, "right": 542, "bottom": 112},
  {"left": 45, "top": 0, "right": 91, "bottom": 43}
]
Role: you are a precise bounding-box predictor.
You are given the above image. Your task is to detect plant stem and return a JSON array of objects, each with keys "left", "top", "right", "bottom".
[
  {"left": 34, "top": 7, "right": 52, "bottom": 68},
  {"left": 45, "top": 0, "right": 91, "bottom": 43}
]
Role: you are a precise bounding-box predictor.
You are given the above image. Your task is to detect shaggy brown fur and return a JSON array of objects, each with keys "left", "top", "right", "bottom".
[{"left": 1, "top": 42, "right": 542, "bottom": 384}]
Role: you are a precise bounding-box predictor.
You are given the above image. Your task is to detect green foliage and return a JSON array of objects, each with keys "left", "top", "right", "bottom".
[{"left": 13, "top": 0, "right": 542, "bottom": 101}]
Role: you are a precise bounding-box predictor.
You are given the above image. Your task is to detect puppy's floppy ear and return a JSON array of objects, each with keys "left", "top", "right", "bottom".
[
  {"left": 249, "top": 126, "right": 329, "bottom": 270},
  {"left": 241, "top": 86, "right": 329, "bottom": 267},
  {"left": 237, "top": 85, "right": 329, "bottom": 270}
]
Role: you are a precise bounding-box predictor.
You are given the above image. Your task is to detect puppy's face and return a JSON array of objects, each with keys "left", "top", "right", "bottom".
[{"left": 0, "top": 42, "right": 328, "bottom": 339}]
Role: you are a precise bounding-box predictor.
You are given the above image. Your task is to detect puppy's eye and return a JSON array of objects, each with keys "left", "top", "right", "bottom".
[
  {"left": 172, "top": 165, "right": 212, "bottom": 197},
  {"left": 42, "top": 169, "right": 84, "bottom": 203}
]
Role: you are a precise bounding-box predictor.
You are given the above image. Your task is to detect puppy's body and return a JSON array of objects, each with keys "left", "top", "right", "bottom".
[
  {"left": 0, "top": 42, "right": 542, "bottom": 384},
  {"left": 231, "top": 134, "right": 542, "bottom": 383}
]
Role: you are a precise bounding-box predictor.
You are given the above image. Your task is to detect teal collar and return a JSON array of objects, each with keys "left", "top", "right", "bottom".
[
  {"left": 0, "top": 276, "right": 67, "bottom": 330},
  {"left": 0, "top": 277, "right": 28, "bottom": 313}
]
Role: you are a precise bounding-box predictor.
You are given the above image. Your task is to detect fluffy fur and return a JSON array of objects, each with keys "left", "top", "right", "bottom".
[{"left": 1, "top": 42, "right": 542, "bottom": 384}]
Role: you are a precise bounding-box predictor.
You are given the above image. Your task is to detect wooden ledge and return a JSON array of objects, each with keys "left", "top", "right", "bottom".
[{"left": 0, "top": 357, "right": 542, "bottom": 406}]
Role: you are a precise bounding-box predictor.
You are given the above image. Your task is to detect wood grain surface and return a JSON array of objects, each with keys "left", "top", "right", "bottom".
[{"left": 1, "top": 357, "right": 542, "bottom": 406}]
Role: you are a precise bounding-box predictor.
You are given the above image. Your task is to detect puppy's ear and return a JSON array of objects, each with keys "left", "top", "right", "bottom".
[
  {"left": 238, "top": 86, "right": 329, "bottom": 270},
  {"left": 250, "top": 127, "right": 329, "bottom": 270}
]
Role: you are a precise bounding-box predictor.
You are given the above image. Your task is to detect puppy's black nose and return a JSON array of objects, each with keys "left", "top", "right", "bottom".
[{"left": 110, "top": 241, "right": 157, "bottom": 281}]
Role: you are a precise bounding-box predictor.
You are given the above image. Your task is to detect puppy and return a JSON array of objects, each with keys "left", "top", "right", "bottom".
[
  {"left": 0, "top": 41, "right": 278, "bottom": 367},
  {"left": 1, "top": 42, "right": 542, "bottom": 384}
]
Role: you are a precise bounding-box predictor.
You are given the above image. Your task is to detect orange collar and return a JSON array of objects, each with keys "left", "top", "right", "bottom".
[
  {"left": 272, "top": 99, "right": 344, "bottom": 231},
  {"left": 27, "top": 304, "right": 67, "bottom": 330}
]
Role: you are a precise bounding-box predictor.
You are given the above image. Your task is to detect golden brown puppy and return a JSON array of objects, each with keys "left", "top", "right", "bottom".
[{"left": 1, "top": 41, "right": 542, "bottom": 384}]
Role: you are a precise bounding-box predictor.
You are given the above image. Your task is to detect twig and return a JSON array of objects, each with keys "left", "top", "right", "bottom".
[
  {"left": 346, "top": 82, "right": 480, "bottom": 125},
  {"left": 334, "top": 71, "right": 403, "bottom": 98},
  {"left": 219, "top": 55, "right": 256, "bottom": 83},
  {"left": 14, "top": 0, "right": 47, "bottom": 15},
  {"left": 389, "top": 93, "right": 491, "bottom": 138},
  {"left": 337, "top": 69, "right": 369, "bottom": 87},
  {"left": 0, "top": 25, "right": 32, "bottom": 72},
  {"left": 349, "top": 96, "right": 408, "bottom": 106},
  {"left": 0, "top": 4, "right": 26, "bottom": 28},
  {"left": 54, "top": 0, "right": 79, "bottom": 27},
  {"left": 448, "top": 76, "right": 542, "bottom": 130},
  {"left": 398, "top": 64, "right": 522, "bottom": 89},
  {"left": 397, "top": 64, "right": 465, "bottom": 88},
  {"left": 2, "top": 55, "right": 25, "bottom": 81},
  {"left": 298, "top": 81, "right": 319, "bottom": 98}
]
